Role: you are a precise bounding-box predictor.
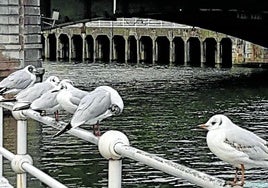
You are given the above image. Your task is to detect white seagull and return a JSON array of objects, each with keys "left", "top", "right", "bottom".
[
  {"left": 53, "top": 85, "right": 124, "bottom": 137},
  {"left": 12, "top": 76, "right": 60, "bottom": 111},
  {"left": 198, "top": 114, "right": 268, "bottom": 186},
  {"left": 55, "top": 80, "right": 89, "bottom": 114},
  {"left": 0, "top": 65, "right": 38, "bottom": 95},
  {"left": 30, "top": 79, "right": 73, "bottom": 121}
]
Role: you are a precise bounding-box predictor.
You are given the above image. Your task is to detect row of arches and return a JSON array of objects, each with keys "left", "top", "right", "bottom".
[{"left": 43, "top": 33, "right": 232, "bottom": 68}]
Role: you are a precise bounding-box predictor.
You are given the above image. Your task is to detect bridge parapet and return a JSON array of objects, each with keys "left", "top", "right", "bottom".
[{"left": 42, "top": 18, "right": 268, "bottom": 66}]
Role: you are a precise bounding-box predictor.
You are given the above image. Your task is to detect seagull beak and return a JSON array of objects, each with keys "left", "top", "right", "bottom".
[{"left": 198, "top": 124, "right": 208, "bottom": 129}]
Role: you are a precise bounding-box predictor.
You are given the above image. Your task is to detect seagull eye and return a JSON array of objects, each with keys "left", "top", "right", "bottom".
[
  {"left": 110, "top": 104, "right": 120, "bottom": 115},
  {"left": 28, "top": 67, "right": 33, "bottom": 72},
  {"left": 211, "top": 121, "right": 216, "bottom": 125}
]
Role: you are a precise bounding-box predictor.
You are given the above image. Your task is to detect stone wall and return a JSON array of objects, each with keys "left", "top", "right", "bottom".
[{"left": 0, "top": 0, "right": 42, "bottom": 78}]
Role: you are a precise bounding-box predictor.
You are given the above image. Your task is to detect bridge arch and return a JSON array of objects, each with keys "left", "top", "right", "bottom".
[
  {"left": 85, "top": 35, "right": 94, "bottom": 62},
  {"left": 155, "top": 36, "right": 170, "bottom": 65},
  {"left": 113, "top": 35, "right": 126, "bottom": 63},
  {"left": 203, "top": 38, "right": 217, "bottom": 67},
  {"left": 48, "top": 34, "right": 57, "bottom": 61},
  {"left": 58, "top": 34, "right": 70, "bottom": 60},
  {"left": 127, "top": 35, "right": 137, "bottom": 64},
  {"left": 187, "top": 37, "right": 201, "bottom": 67},
  {"left": 173, "top": 37, "right": 185, "bottom": 66},
  {"left": 220, "top": 38, "right": 232, "bottom": 68},
  {"left": 96, "top": 35, "right": 110, "bottom": 62},
  {"left": 140, "top": 36, "right": 153, "bottom": 64},
  {"left": 72, "top": 35, "right": 83, "bottom": 61}
]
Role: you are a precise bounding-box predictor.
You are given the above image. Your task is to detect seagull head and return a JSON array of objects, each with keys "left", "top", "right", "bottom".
[
  {"left": 198, "top": 114, "right": 232, "bottom": 131},
  {"left": 51, "top": 79, "right": 73, "bottom": 93},
  {"left": 46, "top": 76, "right": 60, "bottom": 86},
  {"left": 25, "top": 65, "right": 37, "bottom": 74}
]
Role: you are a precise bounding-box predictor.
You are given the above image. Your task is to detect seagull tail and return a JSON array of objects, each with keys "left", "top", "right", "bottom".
[
  {"left": 13, "top": 103, "right": 31, "bottom": 111},
  {"left": 0, "top": 98, "right": 17, "bottom": 102},
  {"left": 53, "top": 123, "right": 72, "bottom": 138}
]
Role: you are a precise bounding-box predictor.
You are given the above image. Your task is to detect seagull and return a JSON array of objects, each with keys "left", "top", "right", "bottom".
[
  {"left": 55, "top": 80, "right": 89, "bottom": 114},
  {"left": 12, "top": 76, "right": 60, "bottom": 111},
  {"left": 30, "top": 79, "right": 73, "bottom": 121},
  {"left": 0, "top": 65, "right": 38, "bottom": 95},
  {"left": 198, "top": 114, "right": 268, "bottom": 186},
  {"left": 53, "top": 85, "right": 124, "bottom": 138}
]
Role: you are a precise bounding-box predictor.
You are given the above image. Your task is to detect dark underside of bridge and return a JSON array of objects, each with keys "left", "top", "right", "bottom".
[{"left": 41, "top": 0, "right": 268, "bottom": 48}]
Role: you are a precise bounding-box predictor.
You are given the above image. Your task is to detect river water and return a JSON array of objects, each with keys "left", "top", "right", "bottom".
[{"left": 2, "top": 61, "right": 268, "bottom": 187}]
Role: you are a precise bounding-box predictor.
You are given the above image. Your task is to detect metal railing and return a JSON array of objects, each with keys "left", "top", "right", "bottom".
[
  {"left": 0, "top": 101, "right": 231, "bottom": 188},
  {"left": 65, "top": 17, "right": 193, "bottom": 29}
]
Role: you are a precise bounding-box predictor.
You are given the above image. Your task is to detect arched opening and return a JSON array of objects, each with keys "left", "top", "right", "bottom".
[
  {"left": 48, "top": 34, "right": 56, "bottom": 60},
  {"left": 173, "top": 37, "right": 184, "bottom": 66},
  {"left": 220, "top": 38, "right": 232, "bottom": 68},
  {"left": 58, "top": 34, "right": 69, "bottom": 60},
  {"left": 140, "top": 36, "right": 153, "bottom": 64},
  {"left": 187, "top": 37, "right": 201, "bottom": 67},
  {"left": 113, "top": 35, "right": 125, "bottom": 63},
  {"left": 203, "top": 38, "right": 217, "bottom": 67},
  {"left": 85, "top": 35, "right": 94, "bottom": 62},
  {"left": 156, "top": 36, "right": 170, "bottom": 65},
  {"left": 128, "top": 36, "right": 137, "bottom": 64},
  {"left": 72, "top": 35, "right": 83, "bottom": 61},
  {"left": 96, "top": 35, "right": 110, "bottom": 62}
]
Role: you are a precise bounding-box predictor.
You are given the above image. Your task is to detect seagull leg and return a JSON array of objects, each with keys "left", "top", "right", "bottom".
[
  {"left": 54, "top": 110, "right": 59, "bottom": 122},
  {"left": 233, "top": 167, "right": 239, "bottom": 184},
  {"left": 240, "top": 164, "right": 245, "bottom": 186},
  {"left": 93, "top": 121, "right": 101, "bottom": 137}
]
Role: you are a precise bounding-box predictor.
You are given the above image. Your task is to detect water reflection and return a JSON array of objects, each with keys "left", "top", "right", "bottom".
[{"left": 3, "top": 61, "right": 268, "bottom": 187}]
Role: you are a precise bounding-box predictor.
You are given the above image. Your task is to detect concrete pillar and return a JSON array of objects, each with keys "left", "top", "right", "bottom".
[
  {"left": 216, "top": 41, "right": 221, "bottom": 65},
  {"left": 110, "top": 37, "right": 113, "bottom": 62},
  {"left": 125, "top": 37, "right": 128, "bottom": 63},
  {"left": 82, "top": 33, "right": 86, "bottom": 61},
  {"left": 55, "top": 35, "right": 59, "bottom": 60},
  {"left": 69, "top": 36, "right": 72, "bottom": 61},
  {"left": 200, "top": 39, "right": 204, "bottom": 67},
  {"left": 153, "top": 39, "right": 156, "bottom": 65},
  {"left": 137, "top": 37, "right": 140, "bottom": 64},
  {"left": 44, "top": 35, "right": 49, "bottom": 60},
  {"left": 184, "top": 38, "right": 188, "bottom": 66},
  {"left": 169, "top": 39, "right": 173, "bottom": 66}
]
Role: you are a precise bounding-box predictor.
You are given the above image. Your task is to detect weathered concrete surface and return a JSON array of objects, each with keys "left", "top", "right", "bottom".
[{"left": 0, "top": 0, "right": 42, "bottom": 79}]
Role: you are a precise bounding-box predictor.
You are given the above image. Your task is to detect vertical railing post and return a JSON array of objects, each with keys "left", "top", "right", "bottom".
[
  {"left": 108, "top": 160, "right": 122, "bottom": 188},
  {"left": 0, "top": 106, "right": 3, "bottom": 178},
  {"left": 98, "top": 131, "right": 130, "bottom": 188},
  {"left": 0, "top": 105, "right": 14, "bottom": 187},
  {"left": 16, "top": 119, "right": 27, "bottom": 188},
  {"left": 11, "top": 110, "right": 29, "bottom": 188}
]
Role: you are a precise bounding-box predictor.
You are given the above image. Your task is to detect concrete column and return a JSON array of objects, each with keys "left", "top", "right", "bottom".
[
  {"left": 110, "top": 37, "right": 113, "bottom": 62},
  {"left": 153, "top": 39, "right": 156, "bottom": 65},
  {"left": 125, "top": 37, "right": 128, "bottom": 63},
  {"left": 216, "top": 41, "right": 221, "bottom": 65},
  {"left": 169, "top": 39, "right": 173, "bottom": 66},
  {"left": 94, "top": 37, "right": 98, "bottom": 61},
  {"left": 137, "top": 38, "right": 140, "bottom": 64},
  {"left": 44, "top": 35, "right": 49, "bottom": 60},
  {"left": 69, "top": 36, "right": 72, "bottom": 61},
  {"left": 200, "top": 39, "right": 204, "bottom": 67},
  {"left": 82, "top": 33, "right": 86, "bottom": 61},
  {"left": 184, "top": 38, "right": 188, "bottom": 66},
  {"left": 55, "top": 35, "right": 59, "bottom": 60}
]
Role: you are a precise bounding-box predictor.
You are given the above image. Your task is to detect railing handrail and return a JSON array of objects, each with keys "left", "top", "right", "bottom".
[
  {"left": 0, "top": 101, "right": 231, "bottom": 188},
  {"left": 64, "top": 17, "right": 193, "bottom": 29}
]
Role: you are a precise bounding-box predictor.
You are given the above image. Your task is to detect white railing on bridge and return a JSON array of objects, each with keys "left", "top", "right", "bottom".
[
  {"left": 66, "top": 17, "right": 193, "bottom": 29},
  {"left": 0, "top": 101, "right": 232, "bottom": 188}
]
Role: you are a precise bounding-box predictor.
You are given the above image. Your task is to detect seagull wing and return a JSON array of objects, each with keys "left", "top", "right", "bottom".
[
  {"left": 225, "top": 126, "right": 268, "bottom": 161},
  {"left": 2, "top": 69, "right": 33, "bottom": 89},
  {"left": 71, "top": 90, "right": 111, "bottom": 127}
]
